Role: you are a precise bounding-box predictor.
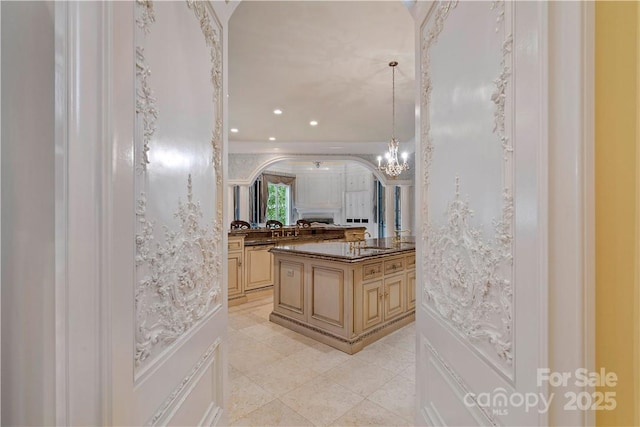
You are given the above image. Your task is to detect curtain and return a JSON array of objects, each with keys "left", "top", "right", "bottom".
[{"left": 260, "top": 173, "right": 296, "bottom": 223}]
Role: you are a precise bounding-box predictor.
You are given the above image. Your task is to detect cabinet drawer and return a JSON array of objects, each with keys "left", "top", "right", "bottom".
[
  {"left": 228, "top": 238, "right": 243, "bottom": 252},
  {"left": 384, "top": 258, "right": 405, "bottom": 275},
  {"left": 362, "top": 261, "right": 383, "bottom": 281},
  {"left": 406, "top": 254, "right": 416, "bottom": 268}
]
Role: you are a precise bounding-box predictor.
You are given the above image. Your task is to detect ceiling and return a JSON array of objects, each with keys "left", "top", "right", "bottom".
[{"left": 228, "top": 1, "right": 415, "bottom": 154}]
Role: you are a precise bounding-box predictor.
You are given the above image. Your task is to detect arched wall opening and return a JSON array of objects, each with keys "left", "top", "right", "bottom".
[{"left": 228, "top": 156, "right": 414, "bottom": 238}]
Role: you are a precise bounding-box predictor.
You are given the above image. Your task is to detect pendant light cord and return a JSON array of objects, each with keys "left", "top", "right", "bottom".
[{"left": 391, "top": 62, "right": 396, "bottom": 140}]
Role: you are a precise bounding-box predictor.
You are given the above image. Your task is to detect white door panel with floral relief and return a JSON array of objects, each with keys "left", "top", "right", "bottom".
[
  {"left": 415, "top": 2, "right": 547, "bottom": 425},
  {"left": 110, "top": 2, "right": 228, "bottom": 425}
]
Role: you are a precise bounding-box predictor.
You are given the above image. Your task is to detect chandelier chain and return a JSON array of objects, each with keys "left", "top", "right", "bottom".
[{"left": 392, "top": 62, "right": 395, "bottom": 140}]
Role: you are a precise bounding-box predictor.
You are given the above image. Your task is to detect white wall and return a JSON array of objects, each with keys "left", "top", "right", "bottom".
[{"left": 1, "top": 2, "right": 56, "bottom": 425}]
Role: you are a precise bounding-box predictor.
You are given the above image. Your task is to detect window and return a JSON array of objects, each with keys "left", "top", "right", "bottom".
[
  {"left": 376, "top": 179, "right": 386, "bottom": 238},
  {"left": 394, "top": 185, "right": 401, "bottom": 231},
  {"left": 266, "top": 182, "right": 290, "bottom": 225},
  {"left": 254, "top": 172, "right": 296, "bottom": 225}
]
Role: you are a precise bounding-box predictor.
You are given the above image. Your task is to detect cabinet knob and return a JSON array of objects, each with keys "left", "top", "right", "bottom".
[
  {"left": 370, "top": 269, "right": 376, "bottom": 275},
  {"left": 238, "top": 260, "right": 242, "bottom": 267}
]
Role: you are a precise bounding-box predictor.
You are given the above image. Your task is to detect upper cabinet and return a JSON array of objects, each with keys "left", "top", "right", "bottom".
[{"left": 296, "top": 171, "right": 344, "bottom": 208}]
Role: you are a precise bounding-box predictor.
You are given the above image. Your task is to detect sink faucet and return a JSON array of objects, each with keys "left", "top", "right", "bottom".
[
  {"left": 393, "top": 229, "right": 410, "bottom": 245},
  {"left": 364, "top": 231, "right": 371, "bottom": 239}
]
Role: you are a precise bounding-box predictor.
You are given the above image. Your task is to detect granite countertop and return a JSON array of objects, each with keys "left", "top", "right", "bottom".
[
  {"left": 244, "top": 234, "right": 344, "bottom": 247},
  {"left": 230, "top": 225, "right": 366, "bottom": 247},
  {"left": 269, "top": 237, "right": 416, "bottom": 262}
]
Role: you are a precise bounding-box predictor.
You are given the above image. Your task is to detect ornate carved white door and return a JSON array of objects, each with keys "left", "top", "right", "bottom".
[
  {"left": 415, "top": 2, "right": 548, "bottom": 425},
  {"left": 109, "top": 1, "right": 229, "bottom": 425}
]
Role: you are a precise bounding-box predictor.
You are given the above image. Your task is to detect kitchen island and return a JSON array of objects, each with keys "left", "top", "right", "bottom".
[{"left": 269, "top": 237, "right": 416, "bottom": 354}]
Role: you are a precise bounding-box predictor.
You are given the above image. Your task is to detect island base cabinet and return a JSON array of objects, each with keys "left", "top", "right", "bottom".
[{"left": 270, "top": 249, "right": 416, "bottom": 354}]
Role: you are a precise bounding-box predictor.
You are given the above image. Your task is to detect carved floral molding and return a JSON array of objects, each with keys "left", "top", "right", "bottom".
[
  {"left": 423, "top": 178, "right": 513, "bottom": 363},
  {"left": 135, "top": 0, "right": 157, "bottom": 173},
  {"left": 421, "top": 1, "right": 515, "bottom": 364},
  {"left": 186, "top": 0, "right": 223, "bottom": 176},
  {"left": 136, "top": 0, "right": 156, "bottom": 34},
  {"left": 135, "top": 46, "right": 157, "bottom": 173},
  {"left": 135, "top": 176, "right": 222, "bottom": 366}
]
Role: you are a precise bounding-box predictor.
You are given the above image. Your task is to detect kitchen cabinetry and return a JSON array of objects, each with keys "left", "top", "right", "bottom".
[
  {"left": 345, "top": 168, "right": 373, "bottom": 226},
  {"left": 228, "top": 236, "right": 246, "bottom": 306},
  {"left": 270, "top": 239, "right": 416, "bottom": 354},
  {"left": 360, "top": 258, "right": 407, "bottom": 330},
  {"left": 296, "top": 171, "right": 343, "bottom": 208}
]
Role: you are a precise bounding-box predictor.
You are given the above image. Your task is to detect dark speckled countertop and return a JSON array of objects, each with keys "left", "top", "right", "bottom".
[
  {"left": 269, "top": 237, "right": 415, "bottom": 262},
  {"left": 229, "top": 225, "right": 366, "bottom": 247}
]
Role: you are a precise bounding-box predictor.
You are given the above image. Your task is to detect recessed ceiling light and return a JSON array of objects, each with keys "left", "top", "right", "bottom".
[
  {"left": 309, "top": 120, "right": 318, "bottom": 126},
  {"left": 230, "top": 128, "right": 239, "bottom": 133},
  {"left": 273, "top": 109, "right": 283, "bottom": 115},
  {"left": 269, "top": 137, "right": 276, "bottom": 141}
]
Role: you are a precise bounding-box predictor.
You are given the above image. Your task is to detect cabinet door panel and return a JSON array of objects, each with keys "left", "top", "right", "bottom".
[
  {"left": 407, "top": 270, "right": 416, "bottom": 310},
  {"left": 362, "top": 280, "right": 383, "bottom": 330},
  {"left": 310, "top": 266, "right": 345, "bottom": 331},
  {"left": 384, "top": 275, "right": 405, "bottom": 320},
  {"left": 277, "top": 260, "right": 305, "bottom": 314},
  {"left": 245, "top": 246, "right": 274, "bottom": 290},
  {"left": 228, "top": 253, "right": 243, "bottom": 296}
]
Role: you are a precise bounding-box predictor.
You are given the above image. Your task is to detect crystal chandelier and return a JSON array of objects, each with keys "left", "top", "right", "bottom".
[{"left": 377, "top": 61, "right": 409, "bottom": 178}]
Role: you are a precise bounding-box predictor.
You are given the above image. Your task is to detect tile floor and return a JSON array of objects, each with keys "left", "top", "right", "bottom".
[{"left": 228, "top": 294, "right": 416, "bottom": 426}]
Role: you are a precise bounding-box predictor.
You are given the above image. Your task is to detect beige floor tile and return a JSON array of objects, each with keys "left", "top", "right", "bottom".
[
  {"left": 280, "top": 376, "right": 364, "bottom": 427},
  {"left": 229, "top": 313, "right": 265, "bottom": 331},
  {"left": 368, "top": 375, "right": 416, "bottom": 423},
  {"left": 251, "top": 304, "right": 274, "bottom": 320},
  {"left": 240, "top": 322, "right": 287, "bottom": 341},
  {"left": 283, "top": 343, "right": 351, "bottom": 374},
  {"left": 229, "top": 294, "right": 417, "bottom": 426},
  {"left": 231, "top": 399, "right": 314, "bottom": 427},
  {"left": 324, "top": 358, "right": 397, "bottom": 397},
  {"left": 330, "top": 399, "right": 412, "bottom": 427},
  {"left": 228, "top": 374, "right": 276, "bottom": 423},
  {"left": 399, "top": 363, "right": 416, "bottom": 381},
  {"left": 245, "top": 357, "right": 320, "bottom": 396},
  {"left": 263, "top": 331, "right": 317, "bottom": 356},
  {"left": 229, "top": 341, "right": 284, "bottom": 374},
  {"left": 228, "top": 329, "right": 256, "bottom": 352},
  {"left": 382, "top": 329, "right": 416, "bottom": 354},
  {"left": 355, "top": 342, "right": 414, "bottom": 374},
  {"left": 282, "top": 329, "right": 325, "bottom": 347},
  {"left": 230, "top": 365, "right": 244, "bottom": 381}
]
